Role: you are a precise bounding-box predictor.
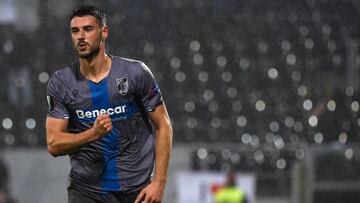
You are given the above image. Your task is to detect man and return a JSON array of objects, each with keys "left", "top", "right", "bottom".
[
  {"left": 214, "top": 170, "right": 248, "bottom": 203},
  {"left": 46, "top": 5, "right": 172, "bottom": 203}
]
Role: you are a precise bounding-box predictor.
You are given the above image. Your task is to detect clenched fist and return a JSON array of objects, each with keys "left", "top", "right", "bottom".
[{"left": 91, "top": 114, "right": 113, "bottom": 139}]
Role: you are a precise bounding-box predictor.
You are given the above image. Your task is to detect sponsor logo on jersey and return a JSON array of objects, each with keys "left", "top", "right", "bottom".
[
  {"left": 71, "top": 89, "right": 79, "bottom": 98},
  {"left": 116, "top": 77, "right": 129, "bottom": 96},
  {"left": 76, "top": 105, "right": 127, "bottom": 119}
]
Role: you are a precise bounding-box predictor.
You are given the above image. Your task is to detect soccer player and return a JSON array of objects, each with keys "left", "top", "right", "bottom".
[
  {"left": 45, "top": 5, "right": 173, "bottom": 203},
  {"left": 214, "top": 170, "right": 248, "bottom": 203}
]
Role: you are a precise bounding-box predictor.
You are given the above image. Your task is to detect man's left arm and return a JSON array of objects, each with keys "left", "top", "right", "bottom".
[{"left": 136, "top": 104, "right": 173, "bottom": 203}]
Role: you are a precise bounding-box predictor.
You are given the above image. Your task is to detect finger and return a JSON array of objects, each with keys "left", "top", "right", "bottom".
[
  {"left": 105, "top": 119, "right": 113, "bottom": 125},
  {"left": 135, "top": 191, "right": 146, "bottom": 203},
  {"left": 143, "top": 193, "right": 152, "bottom": 203},
  {"left": 97, "top": 115, "right": 105, "bottom": 120},
  {"left": 98, "top": 114, "right": 110, "bottom": 120},
  {"left": 102, "top": 117, "right": 112, "bottom": 123},
  {"left": 98, "top": 117, "right": 112, "bottom": 125},
  {"left": 105, "top": 124, "right": 112, "bottom": 131},
  {"left": 104, "top": 120, "right": 112, "bottom": 126},
  {"left": 95, "top": 117, "right": 104, "bottom": 125}
]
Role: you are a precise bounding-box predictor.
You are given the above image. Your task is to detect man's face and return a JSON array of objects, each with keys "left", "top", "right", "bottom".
[{"left": 70, "top": 15, "right": 108, "bottom": 59}]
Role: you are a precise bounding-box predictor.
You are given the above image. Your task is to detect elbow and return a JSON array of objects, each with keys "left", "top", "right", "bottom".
[
  {"left": 155, "top": 123, "right": 173, "bottom": 141},
  {"left": 47, "top": 138, "right": 64, "bottom": 157},
  {"left": 47, "top": 140, "right": 71, "bottom": 157},
  {"left": 46, "top": 134, "right": 63, "bottom": 157},
  {"left": 47, "top": 145, "right": 61, "bottom": 157}
]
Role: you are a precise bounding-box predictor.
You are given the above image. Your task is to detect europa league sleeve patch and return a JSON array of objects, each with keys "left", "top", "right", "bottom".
[
  {"left": 47, "top": 95, "right": 55, "bottom": 110},
  {"left": 148, "top": 84, "right": 160, "bottom": 96}
]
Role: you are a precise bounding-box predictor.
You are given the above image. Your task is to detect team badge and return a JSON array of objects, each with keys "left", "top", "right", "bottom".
[{"left": 116, "top": 77, "right": 129, "bottom": 96}]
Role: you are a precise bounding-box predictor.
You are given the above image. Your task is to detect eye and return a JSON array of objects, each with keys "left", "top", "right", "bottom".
[
  {"left": 84, "top": 26, "right": 93, "bottom": 32},
  {"left": 71, "top": 28, "right": 79, "bottom": 33}
]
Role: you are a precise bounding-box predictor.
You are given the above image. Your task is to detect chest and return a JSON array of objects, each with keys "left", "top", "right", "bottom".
[{"left": 64, "top": 77, "right": 138, "bottom": 118}]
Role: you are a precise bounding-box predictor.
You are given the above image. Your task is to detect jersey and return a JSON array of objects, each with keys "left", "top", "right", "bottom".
[
  {"left": 46, "top": 56, "right": 163, "bottom": 194},
  {"left": 214, "top": 187, "right": 247, "bottom": 203}
]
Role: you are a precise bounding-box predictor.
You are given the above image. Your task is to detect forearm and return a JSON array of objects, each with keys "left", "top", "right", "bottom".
[
  {"left": 153, "top": 125, "right": 173, "bottom": 185},
  {"left": 46, "top": 114, "right": 112, "bottom": 157},
  {"left": 47, "top": 128, "right": 97, "bottom": 157}
]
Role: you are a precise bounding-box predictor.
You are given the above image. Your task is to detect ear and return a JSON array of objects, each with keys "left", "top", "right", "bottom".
[{"left": 102, "top": 25, "right": 109, "bottom": 39}]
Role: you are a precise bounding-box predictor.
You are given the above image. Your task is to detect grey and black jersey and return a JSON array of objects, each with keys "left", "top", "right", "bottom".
[{"left": 46, "top": 56, "right": 163, "bottom": 193}]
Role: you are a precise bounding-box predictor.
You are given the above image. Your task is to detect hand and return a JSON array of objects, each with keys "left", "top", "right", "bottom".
[
  {"left": 91, "top": 114, "right": 112, "bottom": 139},
  {"left": 135, "top": 181, "right": 165, "bottom": 203}
]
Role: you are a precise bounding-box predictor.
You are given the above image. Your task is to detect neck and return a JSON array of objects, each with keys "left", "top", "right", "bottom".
[{"left": 79, "top": 49, "right": 111, "bottom": 83}]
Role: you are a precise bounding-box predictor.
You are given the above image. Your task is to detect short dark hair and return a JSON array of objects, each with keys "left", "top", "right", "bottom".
[{"left": 70, "top": 5, "right": 107, "bottom": 27}]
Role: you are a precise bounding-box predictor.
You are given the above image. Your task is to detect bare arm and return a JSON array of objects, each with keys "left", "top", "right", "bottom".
[
  {"left": 150, "top": 104, "right": 173, "bottom": 186},
  {"left": 46, "top": 114, "right": 113, "bottom": 157},
  {"left": 136, "top": 104, "right": 173, "bottom": 203}
]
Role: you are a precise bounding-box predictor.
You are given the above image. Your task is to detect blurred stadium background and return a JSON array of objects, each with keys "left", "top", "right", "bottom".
[{"left": 1, "top": 0, "right": 360, "bottom": 202}]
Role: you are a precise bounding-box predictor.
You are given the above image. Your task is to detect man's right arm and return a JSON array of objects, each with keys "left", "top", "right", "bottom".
[{"left": 46, "top": 114, "right": 112, "bottom": 157}]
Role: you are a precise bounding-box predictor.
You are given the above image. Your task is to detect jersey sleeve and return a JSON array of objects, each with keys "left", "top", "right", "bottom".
[
  {"left": 136, "top": 62, "right": 164, "bottom": 112},
  {"left": 46, "top": 71, "right": 69, "bottom": 119}
]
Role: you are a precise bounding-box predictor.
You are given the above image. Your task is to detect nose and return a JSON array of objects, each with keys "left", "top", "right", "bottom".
[{"left": 77, "top": 29, "right": 85, "bottom": 41}]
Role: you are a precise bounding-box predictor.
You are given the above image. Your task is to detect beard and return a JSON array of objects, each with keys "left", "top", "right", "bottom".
[
  {"left": 77, "top": 44, "right": 101, "bottom": 59},
  {"left": 76, "top": 34, "right": 103, "bottom": 59}
]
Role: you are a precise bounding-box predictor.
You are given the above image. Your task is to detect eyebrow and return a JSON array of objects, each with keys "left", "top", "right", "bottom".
[
  {"left": 70, "top": 24, "right": 95, "bottom": 30},
  {"left": 83, "top": 25, "right": 94, "bottom": 29}
]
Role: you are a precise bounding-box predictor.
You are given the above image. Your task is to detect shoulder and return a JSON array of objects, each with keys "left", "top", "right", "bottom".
[
  {"left": 49, "top": 62, "right": 78, "bottom": 83},
  {"left": 112, "top": 55, "right": 144, "bottom": 66},
  {"left": 48, "top": 62, "right": 78, "bottom": 89},
  {"left": 111, "top": 56, "right": 150, "bottom": 74}
]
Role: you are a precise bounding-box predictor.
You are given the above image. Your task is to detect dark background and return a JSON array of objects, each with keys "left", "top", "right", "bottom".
[{"left": 1, "top": 0, "right": 360, "bottom": 202}]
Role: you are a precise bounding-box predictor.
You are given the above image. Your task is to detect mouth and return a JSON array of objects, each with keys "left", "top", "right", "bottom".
[{"left": 77, "top": 42, "right": 88, "bottom": 50}]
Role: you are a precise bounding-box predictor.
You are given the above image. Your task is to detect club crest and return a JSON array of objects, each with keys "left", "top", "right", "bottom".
[{"left": 116, "top": 77, "right": 129, "bottom": 96}]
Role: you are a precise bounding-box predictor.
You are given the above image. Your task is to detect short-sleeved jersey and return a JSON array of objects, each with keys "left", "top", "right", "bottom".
[{"left": 46, "top": 56, "right": 163, "bottom": 194}]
